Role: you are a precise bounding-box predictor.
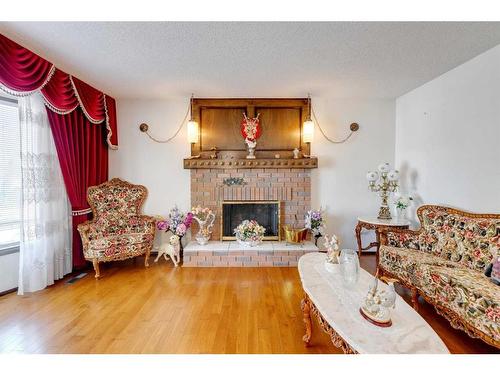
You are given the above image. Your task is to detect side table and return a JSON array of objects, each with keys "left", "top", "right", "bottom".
[{"left": 355, "top": 217, "right": 410, "bottom": 264}]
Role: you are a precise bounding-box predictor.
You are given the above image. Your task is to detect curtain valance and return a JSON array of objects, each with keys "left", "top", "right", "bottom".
[{"left": 0, "top": 33, "right": 118, "bottom": 149}]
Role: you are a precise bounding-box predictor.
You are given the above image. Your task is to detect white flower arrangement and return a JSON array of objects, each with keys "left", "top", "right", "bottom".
[
  {"left": 394, "top": 195, "right": 413, "bottom": 210},
  {"left": 234, "top": 220, "right": 266, "bottom": 246}
]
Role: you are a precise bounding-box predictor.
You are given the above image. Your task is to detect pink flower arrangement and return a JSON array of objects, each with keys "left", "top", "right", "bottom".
[{"left": 156, "top": 206, "right": 193, "bottom": 238}]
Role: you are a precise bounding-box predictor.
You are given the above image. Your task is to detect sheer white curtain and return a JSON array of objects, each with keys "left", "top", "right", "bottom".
[{"left": 18, "top": 93, "right": 72, "bottom": 295}]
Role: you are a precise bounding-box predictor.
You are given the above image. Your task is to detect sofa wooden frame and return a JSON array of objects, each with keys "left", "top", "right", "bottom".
[{"left": 378, "top": 204, "right": 500, "bottom": 349}]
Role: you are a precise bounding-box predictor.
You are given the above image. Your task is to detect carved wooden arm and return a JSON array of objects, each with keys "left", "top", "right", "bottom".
[
  {"left": 378, "top": 227, "right": 422, "bottom": 250},
  {"left": 77, "top": 221, "right": 92, "bottom": 251}
]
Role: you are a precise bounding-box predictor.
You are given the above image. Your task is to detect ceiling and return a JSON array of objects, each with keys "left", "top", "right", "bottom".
[{"left": 1, "top": 22, "right": 500, "bottom": 99}]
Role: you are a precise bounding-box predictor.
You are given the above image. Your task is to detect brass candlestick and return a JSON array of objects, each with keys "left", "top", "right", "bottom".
[{"left": 366, "top": 163, "right": 399, "bottom": 220}]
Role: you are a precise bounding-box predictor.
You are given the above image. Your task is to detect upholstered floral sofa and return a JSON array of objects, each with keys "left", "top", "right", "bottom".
[
  {"left": 78, "top": 178, "right": 156, "bottom": 278},
  {"left": 378, "top": 205, "right": 500, "bottom": 349}
]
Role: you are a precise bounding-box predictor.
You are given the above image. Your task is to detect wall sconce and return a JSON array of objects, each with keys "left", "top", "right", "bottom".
[
  {"left": 187, "top": 94, "right": 199, "bottom": 144},
  {"left": 304, "top": 93, "right": 359, "bottom": 145},
  {"left": 303, "top": 119, "right": 314, "bottom": 143},
  {"left": 187, "top": 119, "right": 199, "bottom": 144},
  {"left": 302, "top": 94, "right": 314, "bottom": 143},
  {"left": 139, "top": 94, "right": 199, "bottom": 145}
]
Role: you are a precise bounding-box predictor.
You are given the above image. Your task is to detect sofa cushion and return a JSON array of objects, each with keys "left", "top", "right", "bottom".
[
  {"left": 379, "top": 245, "right": 456, "bottom": 287},
  {"left": 418, "top": 206, "right": 500, "bottom": 272},
  {"left": 419, "top": 264, "right": 500, "bottom": 344},
  {"left": 86, "top": 233, "right": 154, "bottom": 258}
]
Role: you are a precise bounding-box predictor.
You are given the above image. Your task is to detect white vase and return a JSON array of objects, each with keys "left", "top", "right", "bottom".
[
  {"left": 236, "top": 236, "right": 263, "bottom": 247},
  {"left": 194, "top": 213, "right": 215, "bottom": 245},
  {"left": 395, "top": 207, "right": 406, "bottom": 220}
]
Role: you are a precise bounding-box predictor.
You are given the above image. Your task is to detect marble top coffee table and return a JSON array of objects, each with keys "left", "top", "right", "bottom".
[{"left": 298, "top": 252, "right": 449, "bottom": 354}]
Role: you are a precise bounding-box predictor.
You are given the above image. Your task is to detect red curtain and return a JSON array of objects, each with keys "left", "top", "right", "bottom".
[
  {"left": 0, "top": 34, "right": 54, "bottom": 92},
  {"left": 0, "top": 34, "right": 118, "bottom": 148},
  {"left": 1, "top": 33, "right": 117, "bottom": 269},
  {"left": 47, "top": 109, "right": 108, "bottom": 268}
]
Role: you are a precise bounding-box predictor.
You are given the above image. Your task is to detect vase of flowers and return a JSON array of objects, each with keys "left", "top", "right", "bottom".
[
  {"left": 305, "top": 209, "right": 326, "bottom": 246},
  {"left": 192, "top": 205, "right": 215, "bottom": 245},
  {"left": 234, "top": 220, "right": 266, "bottom": 247},
  {"left": 156, "top": 206, "right": 193, "bottom": 256},
  {"left": 394, "top": 195, "right": 413, "bottom": 219}
]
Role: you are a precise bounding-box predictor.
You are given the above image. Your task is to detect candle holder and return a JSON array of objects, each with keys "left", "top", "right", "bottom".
[{"left": 366, "top": 163, "right": 399, "bottom": 220}]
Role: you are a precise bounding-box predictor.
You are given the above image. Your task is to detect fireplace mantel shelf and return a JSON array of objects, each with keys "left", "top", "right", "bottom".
[{"left": 183, "top": 157, "right": 318, "bottom": 169}]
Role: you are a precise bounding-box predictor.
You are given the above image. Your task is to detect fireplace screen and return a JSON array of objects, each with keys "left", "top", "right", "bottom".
[{"left": 221, "top": 201, "right": 280, "bottom": 240}]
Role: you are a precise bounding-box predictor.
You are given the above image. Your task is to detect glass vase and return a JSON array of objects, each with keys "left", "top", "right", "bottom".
[
  {"left": 339, "top": 249, "right": 360, "bottom": 288},
  {"left": 194, "top": 213, "right": 215, "bottom": 245}
]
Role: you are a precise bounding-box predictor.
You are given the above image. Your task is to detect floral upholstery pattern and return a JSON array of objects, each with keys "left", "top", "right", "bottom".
[
  {"left": 379, "top": 205, "right": 500, "bottom": 348},
  {"left": 419, "top": 265, "right": 500, "bottom": 343},
  {"left": 78, "top": 178, "right": 155, "bottom": 266},
  {"left": 385, "top": 206, "right": 499, "bottom": 271},
  {"left": 379, "top": 246, "right": 456, "bottom": 286}
]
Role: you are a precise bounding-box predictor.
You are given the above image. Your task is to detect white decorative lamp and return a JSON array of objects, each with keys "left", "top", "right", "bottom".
[
  {"left": 366, "top": 163, "right": 399, "bottom": 220},
  {"left": 302, "top": 119, "right": 314, "bottom": 143},
  {"left": 187, "top": 120, "right": 199, "bottom": 144},
  {"left": 302, "top": 94, "right": 314, "bottom": 144},
  {"left": 187, "top": 94, "right": 199, "bottom": 144}
]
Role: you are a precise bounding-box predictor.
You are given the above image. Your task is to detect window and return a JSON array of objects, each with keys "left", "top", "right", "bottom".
[{"left": 0, "top": 96, "right": 21, "bottom": 250}]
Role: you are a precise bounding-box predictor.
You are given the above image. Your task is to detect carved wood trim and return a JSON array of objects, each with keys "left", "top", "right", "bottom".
[
  {"left": 184, "top": 157, "right": 318, "bottom": 169},
  {"left": 301, "top": 294, "right": 358, "bottom": 354}
]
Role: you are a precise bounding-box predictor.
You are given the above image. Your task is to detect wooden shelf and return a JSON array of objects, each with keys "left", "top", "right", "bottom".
[{"left": 183, "top": 157, "right": 318, "bottom": 169}]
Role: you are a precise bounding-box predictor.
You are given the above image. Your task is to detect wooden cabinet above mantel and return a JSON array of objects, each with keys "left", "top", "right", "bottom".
[
  {"left": 183, "top": 157, "right": 318, "bottom": 170},
  {"left": 189, "top": 98, "right": 311, "bottom": 160}
]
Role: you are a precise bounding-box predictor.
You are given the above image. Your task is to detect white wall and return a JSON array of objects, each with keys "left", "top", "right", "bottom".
[
  {"left": 396, "top": 44, "right": 500, "bottom": 224},
  {"left": 312, "top": 98, "right": 395, "bottom": 249},
  {"left": 110, "top": 97, "right": 395, "bottom": 250},
  {"left": 109, "top": 98, "right": 191, "bottom": 216}
]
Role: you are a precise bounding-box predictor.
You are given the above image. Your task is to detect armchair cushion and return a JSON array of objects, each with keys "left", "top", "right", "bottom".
[
  {"left": 87, "top": 232, "right": 155, "bottom": 259},
  {"left": 88, "top": 215, "right": 155, "bottom": 240}
]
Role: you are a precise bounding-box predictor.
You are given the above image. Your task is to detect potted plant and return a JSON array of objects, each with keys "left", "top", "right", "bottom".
[{"left": 305, "top": 209, "right": 326, "bottom": 246}]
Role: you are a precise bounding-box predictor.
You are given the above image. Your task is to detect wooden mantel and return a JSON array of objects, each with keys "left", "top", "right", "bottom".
[
  {"left": 183, "top": 157, "right": 318, "bottom": 169},
  {"left": 184, "top": 98, "right": 319, "bottom": 169}
]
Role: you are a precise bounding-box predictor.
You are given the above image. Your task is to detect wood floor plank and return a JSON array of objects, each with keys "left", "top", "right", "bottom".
[{"left": 0, "top": 255, "right": 497, "bottom": 354}]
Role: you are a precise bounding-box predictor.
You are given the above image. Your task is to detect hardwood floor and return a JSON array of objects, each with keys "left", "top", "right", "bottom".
[{"left": 0, "top": 254, "right": 497, "bottom": 354}]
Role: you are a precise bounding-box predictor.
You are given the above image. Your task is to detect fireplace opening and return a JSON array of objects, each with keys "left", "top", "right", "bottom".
[{"left": 221, "top": 201, "right": 280, "bottom": 241}]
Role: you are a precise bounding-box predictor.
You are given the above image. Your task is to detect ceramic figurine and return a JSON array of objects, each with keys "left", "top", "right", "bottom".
[
  {"left": 293, "top": 148, "right": 300, "bottom": 159},
  {"left": 154, "top": 234, "right": 181, "bottom": 267},
  {"left": 360, "top": 277, "right": 397, "bottom": 326},
  {"left": 241, "top": 113, "right": 261, "bottom": 159},
  {"left": 324, "top": 234, "right": 340, "bottom": 264}
]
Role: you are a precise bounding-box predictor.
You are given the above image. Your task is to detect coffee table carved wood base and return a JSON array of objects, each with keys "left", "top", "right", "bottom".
[{"left": 301, "top": 294, "right": 357, "bottom": 354}]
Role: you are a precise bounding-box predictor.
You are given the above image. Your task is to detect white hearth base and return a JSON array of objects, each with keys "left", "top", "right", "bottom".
[{"left": 183, "top": 241, "right": 318, "bottom": 267}]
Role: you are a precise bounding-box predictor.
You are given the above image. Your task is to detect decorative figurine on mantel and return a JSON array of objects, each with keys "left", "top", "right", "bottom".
[
  {"left": 359, "top": 277, "right": 397, "bottom": 327},
  {"left": 293, "top": 148, "right": 300, "bottom": 159},
  {"left": 366, "top": 162, "right": 399, "bottom": 220},
  {"left": 241, "top": 113, "right": 261, "bottom": 159}
]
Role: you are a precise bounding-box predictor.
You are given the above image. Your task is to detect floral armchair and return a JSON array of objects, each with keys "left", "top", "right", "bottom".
[
  {"left": 378, "top": 205, "right": 500, "bottom": 349},
  {"left": 77, "top": 178, "right": 156, "bottom": 278}
]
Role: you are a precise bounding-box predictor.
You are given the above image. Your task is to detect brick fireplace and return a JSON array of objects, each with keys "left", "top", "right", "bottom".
[
  {"left": 182, "top": 98, "right": 319, "bottom": 267},
  {"left": 190, "top": 167, "right": 311, "bottom": 240}
]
